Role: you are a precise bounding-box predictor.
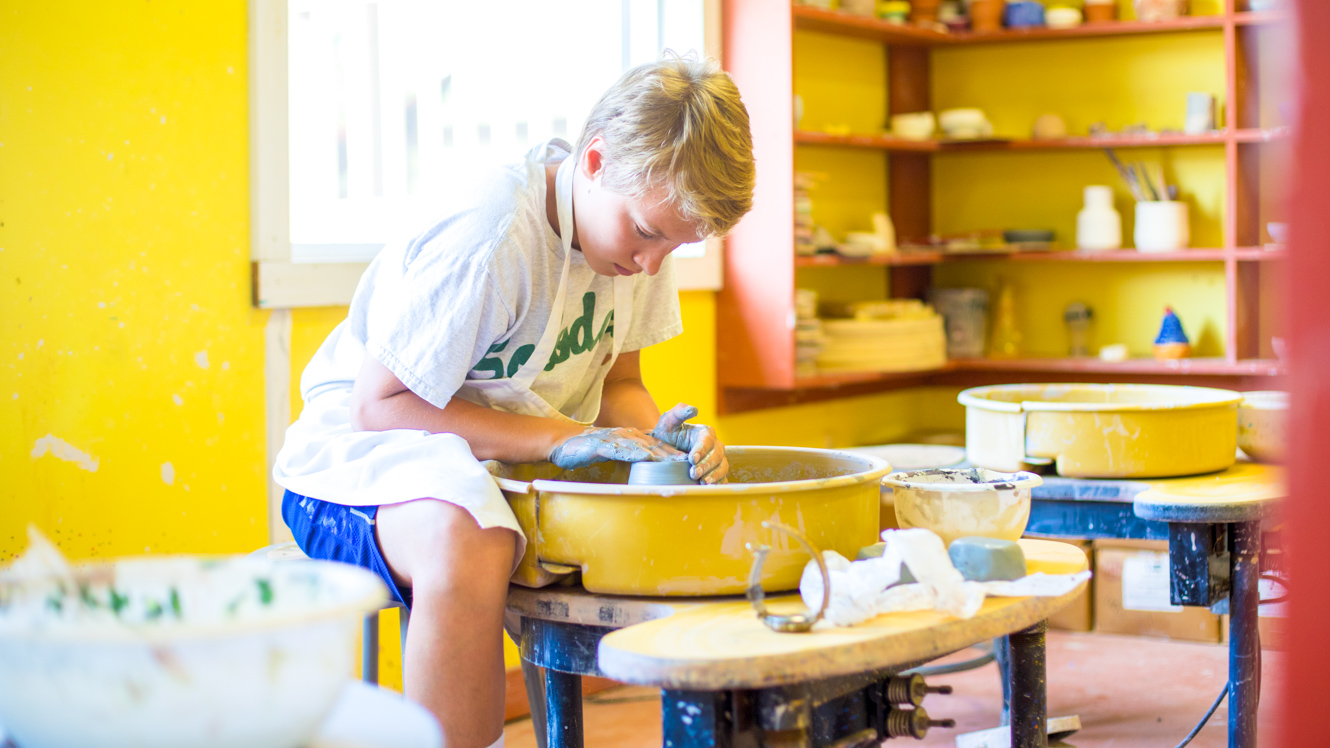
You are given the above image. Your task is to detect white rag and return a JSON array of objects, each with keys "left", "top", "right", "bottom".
[{"left": 798, "top": 529, "right": 1092, "bottom": 628}]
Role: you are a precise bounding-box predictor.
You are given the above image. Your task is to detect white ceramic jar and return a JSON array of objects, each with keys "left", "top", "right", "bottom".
[
  {"left": 1134, "top": 200, "right": 1190, "bottom": 252},
  {"left": 1076, "top": 185, "right": 1122, "bottom": 251}
]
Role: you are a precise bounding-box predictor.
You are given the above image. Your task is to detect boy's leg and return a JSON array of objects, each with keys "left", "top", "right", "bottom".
[{"left": 375, "top": 498, "right": 518, "bottom": 748}]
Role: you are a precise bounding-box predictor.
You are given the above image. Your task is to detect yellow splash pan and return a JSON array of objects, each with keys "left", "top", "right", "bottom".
[
  {"left": 959, "top": 383, "right": 1242, "bottom": 479},
  {"left": 488, "top": 447, "right": 891, "bottom": 597}
]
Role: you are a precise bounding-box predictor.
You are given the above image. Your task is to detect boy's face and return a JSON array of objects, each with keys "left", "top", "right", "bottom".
[{"left": 572, "top": 136, "right": 705, "bottom": 278}]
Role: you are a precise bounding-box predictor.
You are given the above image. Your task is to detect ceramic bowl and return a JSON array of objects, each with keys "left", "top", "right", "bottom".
[
  {"left": 1237, "top": 391, "right": 1287, "bottom": 463},
  {"left": 885, "top": 468, "right": 1042, "bottom": 547},
  {"left": 938, "top": 108, "right": 992, "bottom": 139},
  {"left": 628, "top": 459, "right": 698, "bottom": 486},
  {"left": 0, "top": 555, "right": 387, "bottom": 748},
  {"left": 892, "top": 111, "right": 936, "bottom": 141}
]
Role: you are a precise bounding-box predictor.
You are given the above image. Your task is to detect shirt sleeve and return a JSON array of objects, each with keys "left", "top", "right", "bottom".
[
  {"left": 360, "top": 240, "right": 516, "bottom": 411},
  {"left": 622, "top": 253, "right": 684, "bottom": 352}
]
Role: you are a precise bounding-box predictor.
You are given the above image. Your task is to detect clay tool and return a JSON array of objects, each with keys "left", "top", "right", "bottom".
[{"left": 1104, "top": 149, "right": 1146, "bottom": 202}]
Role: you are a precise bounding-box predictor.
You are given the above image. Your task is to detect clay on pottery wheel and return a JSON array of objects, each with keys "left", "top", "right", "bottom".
[{"left": 628, "top": 459, "right": 698, "bottom": 486}]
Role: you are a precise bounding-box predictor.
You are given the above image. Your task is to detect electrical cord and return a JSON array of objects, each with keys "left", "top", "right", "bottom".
[
  {"left": 904, "top": 639, "right": 996, "bottom": 677},
  {"left": 1174, "top": 683, "right": 1228, "bottom": 748}
]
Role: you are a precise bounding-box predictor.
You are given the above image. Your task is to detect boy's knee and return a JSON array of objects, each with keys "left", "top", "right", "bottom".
[{"left": 384, "top": 499, "right": 516, "bottom": 590}]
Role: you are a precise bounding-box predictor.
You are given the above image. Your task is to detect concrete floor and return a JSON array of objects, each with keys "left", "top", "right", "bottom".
[{"left": 503, "top": 630, "right": 1282, "bottom": 747}]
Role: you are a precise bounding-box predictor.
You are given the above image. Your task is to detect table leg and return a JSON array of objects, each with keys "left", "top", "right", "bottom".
[
  {"left": 1007, "top": 621, "right": 1048, "bottom": 748},
  {"left": 544, "top": 667, "right": 584, "bottom": 748},
  {"left": 523, "top": 658, "right": 549, "bottom": 748},
  {"left": 1229, "top": 521, "right": 1261, "bottom": 748},
  {"left": 661, "top": 690, "right": 733, "bottom": 748},
  {"left": 995, "top": 636, "right": 1012, "bottom": 726},
  {"left": 361, "top": 612, "right": 379, "bottom": 685}
]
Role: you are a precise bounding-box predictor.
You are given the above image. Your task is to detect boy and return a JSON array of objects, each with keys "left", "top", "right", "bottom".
[{"left": 274, "top": 55, "right": 754, "bottom": 747}]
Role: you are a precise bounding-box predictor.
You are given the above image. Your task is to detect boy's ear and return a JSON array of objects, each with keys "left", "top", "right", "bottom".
[{"left": 580, "top": 135, "right": 607, "bottom": 183}]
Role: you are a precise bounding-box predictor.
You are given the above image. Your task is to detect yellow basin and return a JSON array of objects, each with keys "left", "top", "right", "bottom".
[
  {"left": 488, "top": 447, "right": 890, "bottom": 597},
  {"left": 959, "top": 384, "right": 1242, "bottom": 479}
]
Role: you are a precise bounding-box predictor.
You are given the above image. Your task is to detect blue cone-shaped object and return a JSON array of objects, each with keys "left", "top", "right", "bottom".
[{"left": 1154, "top": 306, "right": 1190, "bottom": 345}]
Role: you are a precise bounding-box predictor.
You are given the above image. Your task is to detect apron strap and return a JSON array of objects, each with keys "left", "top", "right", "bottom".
[{"left": 510, "top": 154, "right": 577, "bottom": 389}]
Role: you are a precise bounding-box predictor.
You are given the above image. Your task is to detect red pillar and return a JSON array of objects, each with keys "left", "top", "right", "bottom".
[{"left": 1281, "top": 2, "right": 1330, "bottom": 745}]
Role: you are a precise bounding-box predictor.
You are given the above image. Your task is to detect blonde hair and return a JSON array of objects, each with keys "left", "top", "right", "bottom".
[{"left": 576, "top": 54, "right": 755, "bottom": 237}]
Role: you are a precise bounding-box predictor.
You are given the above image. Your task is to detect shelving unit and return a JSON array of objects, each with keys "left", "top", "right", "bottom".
[{"left": 718, "top": 0, "right": 1291, "bottom": 413}]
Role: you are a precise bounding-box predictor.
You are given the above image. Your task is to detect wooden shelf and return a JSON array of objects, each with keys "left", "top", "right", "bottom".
[
  {"left": 791, "top": 5, "right": 954, "bottom": 45},
  {"left": 791, "top": 4, "right": 1231, "bottom": 46},
  {"left": 796, "top": 252, "right": 943, "bottom": 267},
  {"left": 953, "top": 15, "right": 1227, "bottom": 44},
  {"left": 793, "top": 368, "right": 949, "bottom": 389},
  {"left": 795, "top": 129, "right": 1287, "bottom": 153},
  {"left": 1233, "top": 127, "right": 1292, "bottom": 144},
  {"left": 1233, "top": 10, "right": 1294, "bottom": 27},
  {"left": 794, "top": 129, "right": 939, "bottom": 151},
  {"left": 949, "top": 356, "right": 1284, "bottom": 376},
  {"left": 795, "top": 248, "right": 1289, "bottom": 266}
]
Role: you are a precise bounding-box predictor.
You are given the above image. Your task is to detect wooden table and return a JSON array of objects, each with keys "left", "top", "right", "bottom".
[
  {"left": 508, "top": 539, "right": 1088, "bottom": 748},
  {"left": 1025, "top": 462, "right": 1284, "bottom": 748}
]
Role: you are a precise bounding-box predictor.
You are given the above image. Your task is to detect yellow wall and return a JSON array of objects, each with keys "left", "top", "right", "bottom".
[{"left": 2, "top": 2, "right": 268, "bottom": 563}]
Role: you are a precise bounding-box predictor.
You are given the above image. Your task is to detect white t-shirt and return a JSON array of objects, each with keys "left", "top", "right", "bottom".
[{"left": 300, "top": 139, "right": 684, "bottom": 418}]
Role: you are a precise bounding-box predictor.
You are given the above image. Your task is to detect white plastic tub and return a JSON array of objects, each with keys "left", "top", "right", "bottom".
[{"left": 0, "top": 551, "right": 387, "bottom": 748}]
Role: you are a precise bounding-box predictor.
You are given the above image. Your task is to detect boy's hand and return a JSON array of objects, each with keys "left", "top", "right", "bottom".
[
  {"left": 549, "top": 427, "right": 683, "bottom": 470},
  {"left": 651, "top": 403, "right": 729, "bottom": 484}
]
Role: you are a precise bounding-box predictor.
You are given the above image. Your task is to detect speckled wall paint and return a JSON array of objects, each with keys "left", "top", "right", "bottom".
[{"left": 0, "top": 2, "right": 269, "bottom": 562}]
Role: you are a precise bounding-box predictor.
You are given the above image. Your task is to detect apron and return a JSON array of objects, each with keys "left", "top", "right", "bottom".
[{"left": 273, "top": 149, "right": 634, "bottom": 564}]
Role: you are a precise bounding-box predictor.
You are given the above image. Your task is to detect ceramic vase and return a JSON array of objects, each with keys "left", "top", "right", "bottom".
[
  {"left": 1076, "top": 186, "right": 1122, "bottom": 251},
  {"left": 912, "top": 0, "right": 943, "bottom": 23},
  {"left": 1084, "top": 0, "right": 1117, "bottom": 22},
  {"left": 968, "top": 0, "right": 1004, "bottom": 31}
]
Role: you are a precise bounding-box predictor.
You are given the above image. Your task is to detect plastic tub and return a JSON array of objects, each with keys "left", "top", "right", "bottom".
[
  {"left": 490, "top": 447, "right": 891, "bottom": 596},
  {"left": 959, "top": 383, "right": 1242, "bottom": 478},
  {"left": 0, "top": 554, "right": 387, "bottom": 748}
]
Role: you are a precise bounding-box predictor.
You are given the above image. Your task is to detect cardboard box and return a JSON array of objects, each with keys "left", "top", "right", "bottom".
[
  {"left": 1093, "top": 540, "right": 1222, "bottom": 643},
  {"left": 1047, "top": 539, "right": 1094, "bottom": 632}
]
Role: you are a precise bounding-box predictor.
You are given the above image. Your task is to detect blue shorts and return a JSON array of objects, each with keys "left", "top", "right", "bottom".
[{"left": 282, "top": 489, "right": 411, "bottom": 607}]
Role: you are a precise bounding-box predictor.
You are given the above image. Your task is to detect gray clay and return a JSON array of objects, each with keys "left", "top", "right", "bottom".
[
  {"left": 948, "top": 536, "right": 1028, "bottom": 582},
  {"left": 627, "top": 459, "right": 698, "bottom": 486}
]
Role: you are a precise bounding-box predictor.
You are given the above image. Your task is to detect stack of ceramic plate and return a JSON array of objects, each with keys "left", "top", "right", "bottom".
[
  {"left": 794, "top": 288, "right": 824, "bottom": 378},
  {"left": 795, "top": 173, "right": 816, "bottom": 256},
  {"left": 816, "top": 305, "right": 947, "bottom": 374}
]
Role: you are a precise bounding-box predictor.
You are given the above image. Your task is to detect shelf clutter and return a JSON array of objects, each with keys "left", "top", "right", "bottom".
[{"left": 717, "top": 0, "right": 1291, "bottom": 410}]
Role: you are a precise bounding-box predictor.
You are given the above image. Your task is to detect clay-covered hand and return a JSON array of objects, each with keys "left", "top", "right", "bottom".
[
  {"left": 651, "top": 403, "right": 729, "bottom": 484},
  {"left": 548, "top": 427, "right": 683, "bottom": 471}
]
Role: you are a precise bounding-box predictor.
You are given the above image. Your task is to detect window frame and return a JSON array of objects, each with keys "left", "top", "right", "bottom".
[{"left": 249, "top": 0, "right": 725, "bottom": 309}]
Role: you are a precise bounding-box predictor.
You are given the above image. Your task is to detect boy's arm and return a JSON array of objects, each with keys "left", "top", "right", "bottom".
[
  {"left": 351, "top": 354, "right": 680, "bottom": 466},
  {"left": 595, "top": 352, "right": 662, "bottom": 431},
  {"left": 597, "top": 352, "right": 729, "bottom": 484}
]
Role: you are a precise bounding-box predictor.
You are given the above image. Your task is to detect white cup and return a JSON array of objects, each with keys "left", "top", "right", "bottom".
[{"left": 1134, "top": 201, "right": 1190, "bottom": 253}]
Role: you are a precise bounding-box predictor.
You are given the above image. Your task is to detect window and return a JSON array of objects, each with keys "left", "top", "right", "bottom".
[{"left": 252, "top": 0, "right": 723, "bottom": 308}]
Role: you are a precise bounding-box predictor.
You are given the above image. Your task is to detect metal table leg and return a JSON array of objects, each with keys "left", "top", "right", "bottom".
[
  {"left": 523, "top": 658, "right": 549, "bottom": 748},
  {"left": 662, "top": 690, "right": 733, "bottom": 748},
  {"left": 361, "top": 612, "right": 379, "bottom": 685},
  {"left": 1229, "top": 521, "right": 1261, "bottom": 748},
  {"left": 1007, "top": 621, "right": 1048, "bottom": 748},
  {"left": 544, "top": 667, "right": 584, "bottom": 748}
]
